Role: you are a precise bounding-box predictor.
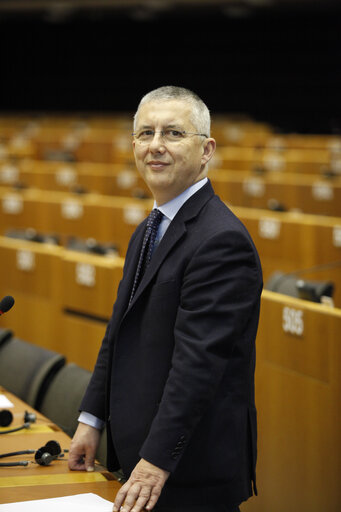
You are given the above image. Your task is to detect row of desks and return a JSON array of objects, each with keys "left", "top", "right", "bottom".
[
  {"left": 0, "top": 389, "right": 120, "bottom": 505},
  {"left": 1, "top": 163, "right": 341, "bottom": 216},
  {"left": 0, "top": 191, "right": 340, "bottom": 301},
  {"left": 1, "top": 117, "right": 340, "bottom": 161}
]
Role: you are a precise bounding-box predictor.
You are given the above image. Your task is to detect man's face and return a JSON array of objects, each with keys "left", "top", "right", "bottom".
[{"left": 133, "top": 99, "right": 215, "bottom": 205}]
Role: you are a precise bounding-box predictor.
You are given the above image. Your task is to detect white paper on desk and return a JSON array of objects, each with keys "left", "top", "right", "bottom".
[
  {"left": 0, "top": 493, "right": 113, "bottom": 512},
  {"left": 0, "top": 395, "right": 14, "bottom": 408}
]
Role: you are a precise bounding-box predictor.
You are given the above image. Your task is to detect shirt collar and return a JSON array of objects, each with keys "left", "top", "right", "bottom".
[{"left": 153, "top": 178, "right": 208, "bottom": 221}]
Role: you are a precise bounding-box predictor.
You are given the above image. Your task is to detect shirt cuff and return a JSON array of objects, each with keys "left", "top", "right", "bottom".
[{"left": 78, "top": 411, "right": 105, "bottom": 430}]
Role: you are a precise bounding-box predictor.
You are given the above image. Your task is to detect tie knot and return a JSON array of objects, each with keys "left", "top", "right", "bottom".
[{"left": 147, "top": 209, "right": 163, "bottom": 229}]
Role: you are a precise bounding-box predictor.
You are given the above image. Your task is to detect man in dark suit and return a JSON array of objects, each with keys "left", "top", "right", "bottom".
[{"left": 68, "top": 86, "right": 263, "bottom": 512}]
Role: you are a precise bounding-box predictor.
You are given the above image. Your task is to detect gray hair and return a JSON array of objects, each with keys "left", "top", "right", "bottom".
[{"left": 133, "top": 86, "right": 211, "bottom": 137}]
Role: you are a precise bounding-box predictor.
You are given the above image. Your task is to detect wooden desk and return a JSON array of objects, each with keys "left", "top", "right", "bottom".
[
  {"left": 210, "top": 170, "right": 341, "bottom": 217},
  {"left": 0, "top": 390, "right": 120, "bottom": 504},
  {"left": 241, "top": 291, "right": 341, "bottom": 512}
]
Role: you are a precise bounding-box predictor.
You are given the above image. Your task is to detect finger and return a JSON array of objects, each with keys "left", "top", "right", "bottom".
[
  {"left": 113, "top": 482, "right": 131, "bottom": 511},
  {"left": 130, "top": 489, "right": 152, "bottom": 512},
  {"left": 84, "top": 452, "right": 95, "bottom": 472},
  {"left": 120, "top": 483, "right": 142, "bottom": 511},
  {"left": 68, "top": 452, "right": 86, "bottom": 471},
  {"left": 69, "top": 459, "right": 86, "bottom": 471},
  {"left": 144, "top": 485, "right": 162, "bottom": 511}
]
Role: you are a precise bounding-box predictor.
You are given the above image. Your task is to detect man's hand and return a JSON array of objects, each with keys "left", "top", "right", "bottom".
[
  {"left": 68, "top": 422, "right": 101, "bottom": 472},
  {"left": 113, "top": 458, "right": 170, "bottom": 512}
]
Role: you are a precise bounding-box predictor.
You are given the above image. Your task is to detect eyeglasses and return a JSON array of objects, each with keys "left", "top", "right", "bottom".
[{"left": 132, "top": 129, "right": 208, "bottom": 144}]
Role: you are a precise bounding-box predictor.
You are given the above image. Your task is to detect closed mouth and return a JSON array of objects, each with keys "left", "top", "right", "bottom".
[{"left": 147, "top": 161, "right": 169, "bottom": 169}]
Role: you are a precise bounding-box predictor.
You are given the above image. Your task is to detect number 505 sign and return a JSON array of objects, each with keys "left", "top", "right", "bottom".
[{"left": 282, "top": 307, "right": 304, "bottom": 336}]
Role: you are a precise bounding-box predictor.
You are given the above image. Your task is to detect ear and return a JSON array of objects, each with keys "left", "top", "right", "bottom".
[{"left": 201, "top": 138, "right": 216, "bottom": 166}]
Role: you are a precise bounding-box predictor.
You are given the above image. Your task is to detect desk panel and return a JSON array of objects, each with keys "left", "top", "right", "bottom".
[{"left": 242, "top": 291, "right": 341, "bottom": 512}]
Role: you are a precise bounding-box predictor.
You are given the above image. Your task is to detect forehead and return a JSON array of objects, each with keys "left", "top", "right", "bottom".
[{"left": 136, "top": 99, "right": 194, "bottom": 128}]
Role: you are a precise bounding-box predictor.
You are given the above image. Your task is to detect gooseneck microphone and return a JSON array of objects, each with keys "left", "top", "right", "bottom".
[{"left": 0, "top": 296, "right": 15, "bottom": 316}]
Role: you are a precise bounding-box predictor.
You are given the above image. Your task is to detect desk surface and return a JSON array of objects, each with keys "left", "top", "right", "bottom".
[{"left": 0, "top": 389, "right": 121, "bottom": 504}]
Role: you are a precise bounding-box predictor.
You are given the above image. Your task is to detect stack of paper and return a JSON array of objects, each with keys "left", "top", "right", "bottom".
[{"left": 0, "top": 493, "right": 113, "bottom": 511}]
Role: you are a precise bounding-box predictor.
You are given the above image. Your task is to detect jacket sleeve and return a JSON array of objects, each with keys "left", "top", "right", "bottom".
[
  {"left": 79, "top": 317, "right": 113, "bottom": 420},
  {"left": 139, "top": 228, "right": 262, "bottom": 472}
]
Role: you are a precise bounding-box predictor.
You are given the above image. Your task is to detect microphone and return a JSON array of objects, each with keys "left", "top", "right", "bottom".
[
  {"left": 0, "top": 296, "right": 15, "bottom": 316},
  {"left": 266, "top": 259, "right": 341, "bottom": 304}
]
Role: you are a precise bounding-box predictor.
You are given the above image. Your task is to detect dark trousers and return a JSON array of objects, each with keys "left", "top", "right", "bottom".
[{"left": 154, "top": 506, "right": 240, "bottom": 512}]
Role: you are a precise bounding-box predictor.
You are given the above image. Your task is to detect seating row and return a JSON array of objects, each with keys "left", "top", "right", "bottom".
[
  {"left": 210, "top": 170, "right": 341, "bottom": 216},
  {"left": 1, "top": 163, "right": 340, "bottom": 215},
  {"left": 213, "top": 145, "right": 341, "bottom": 174},
  {"left": 0, "top": 187, "right": 340, "bottom": 300},
  {"left": 0, "top": 160, "right": 150, "bottom": 198},
  {"left": 1, "top": 114, "right": 341, "bottom": 164},
  {"left": 0, "top": 332, "right": 108, "bottom": 467},
  {"left": 0, "top": 187, "right": 153, "bottom": 255},
  {"left": 0, "top": 197, "right": 341, "bottom": 363},
  {"left": 0, "top": 236, "right": 123, "bottom": 367},
  {"left": 3, "top": 140, "right": 339, "bottom": 175}
]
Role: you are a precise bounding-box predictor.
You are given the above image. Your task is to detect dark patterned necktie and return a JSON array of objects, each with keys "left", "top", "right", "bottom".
[{"left": 129, "top": 209, "right": 164, "bottom": 304}]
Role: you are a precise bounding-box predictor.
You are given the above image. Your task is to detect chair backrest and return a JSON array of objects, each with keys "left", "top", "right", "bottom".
[
  {"left": 0, "top": 337, "right": 65, "bottom": 408},
  {"left": 0, "top": 327, "right": 13, "bottom": 348},
  {"left": 38, "top": 363, "right": 92, "bottom": 438}
]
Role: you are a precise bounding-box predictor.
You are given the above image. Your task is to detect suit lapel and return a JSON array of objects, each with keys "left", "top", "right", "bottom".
[
  {"left": 127, "top": 219, "right": 186, "bottom": 309},
  {"left": 126, "top": 180, "right": 215, "bottom": 311}
]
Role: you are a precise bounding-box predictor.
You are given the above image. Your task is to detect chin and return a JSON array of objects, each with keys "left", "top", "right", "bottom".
[{"left": 147, "top": 174, "right": 172, "bottom": 189}]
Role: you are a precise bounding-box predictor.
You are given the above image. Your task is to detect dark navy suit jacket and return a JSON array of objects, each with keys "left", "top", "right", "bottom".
[{"left": 81, "top": 180, "right": 263, "bottom": 507}]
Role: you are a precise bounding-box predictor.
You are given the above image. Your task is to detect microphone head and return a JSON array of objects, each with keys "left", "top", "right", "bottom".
[
  {"left": 24, "top": 411, "right": 36, "bottom": 424},
  {"left": 0, "top": 296, "right": 15, "bottom": 314}
]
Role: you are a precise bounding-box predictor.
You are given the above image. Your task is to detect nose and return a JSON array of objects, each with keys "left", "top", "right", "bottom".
[{"left": 149, "top": 131, "right": 166, "bottom": 153}]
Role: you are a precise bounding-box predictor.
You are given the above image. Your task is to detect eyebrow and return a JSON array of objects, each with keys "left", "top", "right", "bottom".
[{"left": 138, "top": 123, "right": 183, "bottom": 130}]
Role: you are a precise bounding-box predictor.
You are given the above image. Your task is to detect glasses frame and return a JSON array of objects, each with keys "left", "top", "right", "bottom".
[{"left": 132, "top": 129, "right": 208, "bottom": 144}]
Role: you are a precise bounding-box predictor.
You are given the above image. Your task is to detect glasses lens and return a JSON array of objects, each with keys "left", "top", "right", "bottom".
[
  {"left": 164, "top": 129, "right": 184, "bottom": 142},
  {"left": 134, "top": 129, "right": 185, "bottom": 143},
  {"left": 135, "top": 129, "right": 153, "bottom": 142}
]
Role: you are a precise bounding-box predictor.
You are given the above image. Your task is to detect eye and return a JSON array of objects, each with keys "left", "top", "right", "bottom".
[
  {"left": 137, "top": 129, "right": 154, "bottom": 139},
  {"left": 166, "top": 129, "right": 184, "bottom": 140}
]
